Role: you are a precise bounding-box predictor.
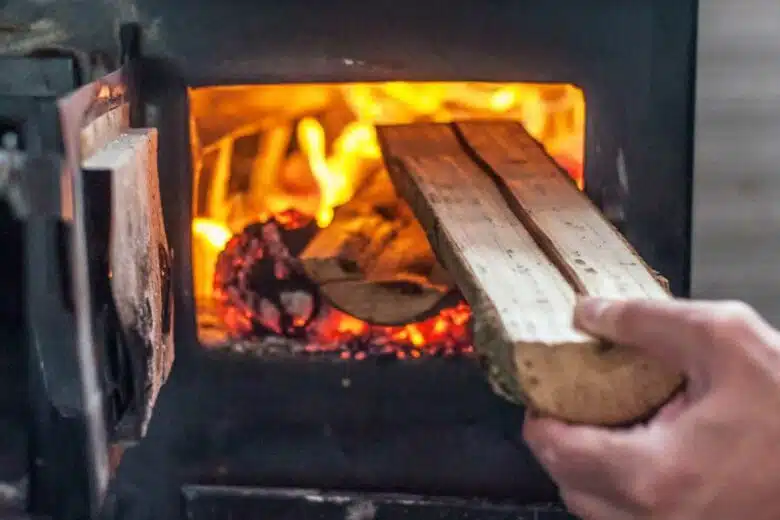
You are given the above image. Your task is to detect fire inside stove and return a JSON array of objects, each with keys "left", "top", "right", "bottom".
[{"left": 189, "top": 82, "right": 585, "bottom": 358}]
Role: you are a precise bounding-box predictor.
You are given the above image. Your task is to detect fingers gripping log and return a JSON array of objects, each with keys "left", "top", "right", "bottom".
[{"left": 377, "top": 121, "right": 682, "bottom": 426}]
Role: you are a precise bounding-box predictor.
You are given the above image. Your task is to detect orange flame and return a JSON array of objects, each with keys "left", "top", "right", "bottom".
[
  {"left": 189, "top": 82, "right": 585, "bottom": 350},
  {"left": 192, "top": 82, "right": 584, "bottom": 245}
]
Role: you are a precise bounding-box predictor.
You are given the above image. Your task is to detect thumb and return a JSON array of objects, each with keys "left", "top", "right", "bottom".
[
  {"left": 523, "top": 413, "right": 647, "bottom": 495},
  {"left": 574, "top": 297, "right": 774, "bottom": 378}
]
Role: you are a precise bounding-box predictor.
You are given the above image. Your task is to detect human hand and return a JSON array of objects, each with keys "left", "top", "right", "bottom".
[{"left": 523, "top": 298, "right": 780, "bottom": 520}]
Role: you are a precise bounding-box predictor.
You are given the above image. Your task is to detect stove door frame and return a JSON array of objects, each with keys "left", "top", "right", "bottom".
[
  {"left": 125, "top": 0, "right": 697, "bottom": 511},
  {"left": 123, "top": 0, "right": 700, "bottom": 357}
]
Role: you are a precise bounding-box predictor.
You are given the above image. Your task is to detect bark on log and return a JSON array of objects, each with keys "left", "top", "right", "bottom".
[
  {"left": 377, "top": 121, "right": 682, "bottom": 426},
  {"left": 299, "top": 167, "right": 456, "bottom": 326}
]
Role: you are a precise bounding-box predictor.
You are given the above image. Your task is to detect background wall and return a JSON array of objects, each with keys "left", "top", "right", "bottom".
[{"left": 692, "top": 1, "right": 780, "bottom": 324}]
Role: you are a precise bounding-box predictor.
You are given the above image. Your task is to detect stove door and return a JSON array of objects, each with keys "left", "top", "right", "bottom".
[
  {"left": 66, "top": 65, "right": 175, "bottom": 446},
  {"left": 0, "top": 50, "right": 174, "bottom": 520}
]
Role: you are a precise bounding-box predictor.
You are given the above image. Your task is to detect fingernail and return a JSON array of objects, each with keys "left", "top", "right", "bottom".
[{"left": 575, "top": 297, "right": 610, "bottom": 330}]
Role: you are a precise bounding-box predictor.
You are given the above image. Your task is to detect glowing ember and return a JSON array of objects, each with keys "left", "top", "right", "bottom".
[
  {"left": 314, "top": 302, "right": 473, "bottom": 359},
  {"left": 213, "top": 216, "right": 321, "bottom": 339},
  {"left": 189, "top": 82, "right": 585, "bottom": 355},
  {"left": 212, "top": 213, "right": 473, "bottom": 357}
]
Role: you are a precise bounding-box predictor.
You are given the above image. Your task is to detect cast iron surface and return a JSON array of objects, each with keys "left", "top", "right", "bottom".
[
  {"left": 106, "top": 351, "right": 560, "bottom": 519},
  {"left": 0, "top": 325, "right": 27, "bottom": 514},
  {"left": 0, "top": 54, "right": 96, "bottom": 519},
  {"left": 180, "top": 485, "right": 574, "bottom": 520},
  {"left": 0, "top": 59, "right": 84, "bottom": 515}
]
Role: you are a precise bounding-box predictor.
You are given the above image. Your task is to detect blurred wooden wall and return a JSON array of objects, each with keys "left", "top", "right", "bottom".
[{"left": 692, "top": 1, "right": 780, "bottom": 324}]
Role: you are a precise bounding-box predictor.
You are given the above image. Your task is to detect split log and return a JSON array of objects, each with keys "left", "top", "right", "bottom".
[
  {"left": 82, "top": 128, "right": 174, "bottom": 435},
  {"left": 299, "top": 167, "right": 457, "bottom": 326},
  {"left": 377, "top": 122, "right": 682, "bottom": 426}
]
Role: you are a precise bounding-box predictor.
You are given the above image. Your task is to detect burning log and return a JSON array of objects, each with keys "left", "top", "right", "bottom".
[
  {"left": 299, "top": 167, "right": 458, "bottom": 326},
  {"left": 378, "top": 121, "right": 682, "bottom": 426},
  {"left": 213, "top": 217, "right": 322, "bottom": 340},
  {"left": 209, "top": 210, "right": 474, "bottom": 356}
]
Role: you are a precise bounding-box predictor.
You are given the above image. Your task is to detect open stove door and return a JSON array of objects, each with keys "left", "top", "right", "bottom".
[{"left": 0, "top": 44, "right": 174, "bottom": 520}]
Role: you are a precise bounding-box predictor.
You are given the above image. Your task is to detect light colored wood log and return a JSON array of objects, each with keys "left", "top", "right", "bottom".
[
  {"left": 378, "top": 122, "right": 682, "bottom": 425},
  {"left": 82, "top": 128, "right": 174, "bottom": 434},
  {"left": 455, "top": 121, "right": 672, "bottom": 299}
]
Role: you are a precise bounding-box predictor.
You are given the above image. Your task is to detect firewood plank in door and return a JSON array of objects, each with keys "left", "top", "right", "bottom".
[
  {"left": 377, "top": 122, "right": 681, "bottom": 425},
  {"left": 82, "top": 128, "right": 174, "bottom": 435}
]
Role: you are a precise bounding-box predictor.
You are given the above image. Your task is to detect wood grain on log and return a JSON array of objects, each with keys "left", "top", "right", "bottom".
[
  {"left": 299, "top": 168, "right": 456, "bottom": 325},
  {"left": 80, "top": 103, "right": 129, "bottom": 161},
  {"left": 377, "top": 122, "right": 682, "bottom": 425},
  {"left": 82, "top": 128, "right": 174, "bottom": 434},
  {"left": 455, "top": 121, "right": 672, "bottom": 300}
]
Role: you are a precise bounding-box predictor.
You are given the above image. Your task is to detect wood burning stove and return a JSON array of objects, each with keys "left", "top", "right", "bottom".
[{"left": 0, "top": 0, "right": 701, "bottom": 519}]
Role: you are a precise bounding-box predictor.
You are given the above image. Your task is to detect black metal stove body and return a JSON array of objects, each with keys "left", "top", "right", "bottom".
[{"left": 0, "top": 1, "right": 698, "bottom": 519}]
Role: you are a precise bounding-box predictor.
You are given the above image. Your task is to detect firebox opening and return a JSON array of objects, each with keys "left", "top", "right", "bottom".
[{"left": 189, "top": 82, "right": 585, "bottom": 358}]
